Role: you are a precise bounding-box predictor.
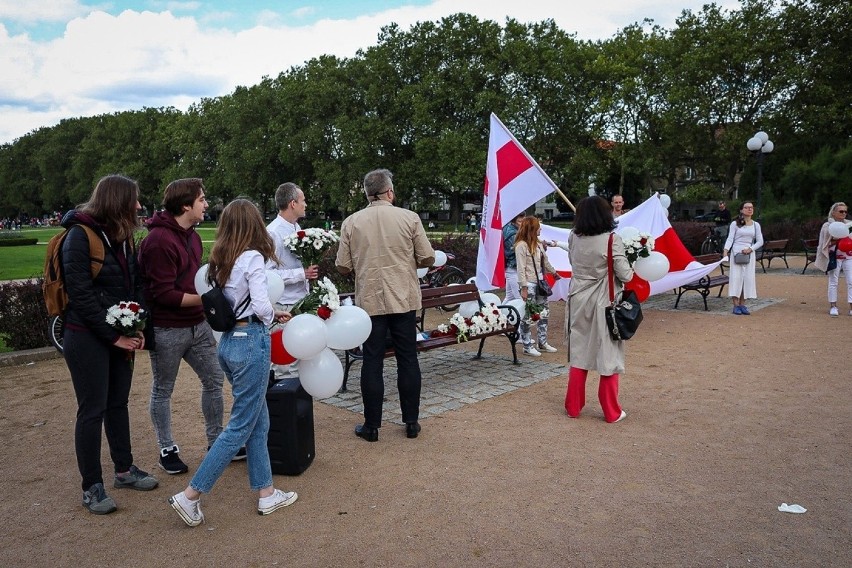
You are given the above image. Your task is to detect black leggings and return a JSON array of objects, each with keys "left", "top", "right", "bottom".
[{"left": 64, "top": 328, "right": 135, "bottom": 490}]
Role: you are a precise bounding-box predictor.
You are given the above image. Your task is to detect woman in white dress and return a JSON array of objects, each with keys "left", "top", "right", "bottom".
[{"left": 723, "top": 201, "right": 764, "bottom": 315}]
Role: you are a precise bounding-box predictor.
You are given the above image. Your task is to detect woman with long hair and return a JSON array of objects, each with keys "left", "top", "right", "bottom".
[
  {"left": 723, "top": 201, "right": 764, "bottom": 315},
  {"left": 815, "top": 202, "right": 852, "bottom": 316},
  {"left": 62, "top": 174, "right": 158, "bottom": 515},
  {"left": 169, "top": 199, "right": 297, "bottom": 526},
  {"left": 515, "top": 216, "right": 560, "bottom": 356},
  {"left": 563, "top": 196, "right": 633, "bottom": 423}
]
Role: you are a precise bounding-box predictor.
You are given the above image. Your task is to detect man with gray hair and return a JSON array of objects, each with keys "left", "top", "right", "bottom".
[
  {"left": 336, "top": 169, "right": 434, "bottom": 442},
  {"left": 267, "top": 182, "right": 318, "bottom": 309},
  {"left": 267, "top": 183, "right": 318, "bottom": 377}
]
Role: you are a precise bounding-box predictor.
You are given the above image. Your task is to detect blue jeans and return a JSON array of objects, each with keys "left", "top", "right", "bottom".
[
  {"left": 190, "top": 323, "right": 273, "bottom": 494},
  {"left": 148, "top": 323, "right": 224, "bottom": 448}
]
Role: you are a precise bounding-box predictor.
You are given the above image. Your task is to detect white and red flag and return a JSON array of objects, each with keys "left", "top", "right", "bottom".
[
  {"left": 475, "top": 113, "right": 559, "bottom": 290},
  {"left": 541, "top": 195, "right": 721, "bottom": 300}
]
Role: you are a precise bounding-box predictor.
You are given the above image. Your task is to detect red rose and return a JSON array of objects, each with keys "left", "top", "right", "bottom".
[
  {"left": 531, "top": 314, "right": 540, "bottom": 321},
  {"left": 129, "top": 303, "right": 139, "bottom": 313},
  {"left": 297, "top": 230, "right": 306, "bottom": 238},
  {"left": 317, "top": 306, "right": 332, "bottom": 320},
  {"left": 640, "top": 237, "right": 648, "bottom": 246}
]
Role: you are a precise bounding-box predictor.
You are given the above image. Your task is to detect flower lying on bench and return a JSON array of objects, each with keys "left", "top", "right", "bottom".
[{"left": 431, "top": 302, "right": 509, "bottom": 343}]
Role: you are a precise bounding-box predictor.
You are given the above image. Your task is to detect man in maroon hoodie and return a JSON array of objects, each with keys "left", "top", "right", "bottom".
[{"left": 138, "top": 179, "right": 236, "bottom": 475}]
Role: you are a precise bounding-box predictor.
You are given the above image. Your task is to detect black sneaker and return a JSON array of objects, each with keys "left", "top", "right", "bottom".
[
  {"left": 82, "top": 482, "right": 117, "bottom": 515},
  {"left": 159, "top": 445, "right": 189, "bottom": 475},
  {"left": 207, "top": 445, "right": 248, "bottom": 461}
]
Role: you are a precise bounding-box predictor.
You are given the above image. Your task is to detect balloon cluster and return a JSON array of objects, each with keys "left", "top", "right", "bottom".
[{"left": 195, "top": 264, "right": 372, "bottom": 399}]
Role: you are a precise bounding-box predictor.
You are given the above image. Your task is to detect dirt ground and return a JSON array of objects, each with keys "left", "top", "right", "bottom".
[{"left": 1, "top": 256, "right": 849, "bottom": 568}]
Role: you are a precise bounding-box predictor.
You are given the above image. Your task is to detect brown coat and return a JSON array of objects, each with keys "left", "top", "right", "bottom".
[
  {"left": 335, "top": 200, "right": 434, "bottom": 316},
  {"left": 564, "top": 232, "right": 633, "bottom": 375},
  {"left": 515, "top": 241, "right": 557, "bottom": 288}
]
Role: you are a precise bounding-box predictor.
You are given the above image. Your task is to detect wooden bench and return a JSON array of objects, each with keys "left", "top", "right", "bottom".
[
  {"left": 757, "top": 239, "right": 789, "bottom": 272},
  {"left": 674, "top": 253, "right": 728, "bottom": 311},
  {"left": 340, "top": 283, "right": 522, "bottom": 391},
  {"left": 802, "top": 238, "right": 819, "bottom": 274}
]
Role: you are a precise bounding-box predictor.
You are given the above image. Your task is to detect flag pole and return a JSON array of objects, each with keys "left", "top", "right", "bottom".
[{"left": 554, "top": 188, "right": 575, "bottom": 212}]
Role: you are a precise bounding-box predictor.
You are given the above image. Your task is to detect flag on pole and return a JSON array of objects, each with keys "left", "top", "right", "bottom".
[
  {"left": 541, "top": 194, "right": 721, "bottom": 301},
  {"left": 475, "top": 113, "right": 559, "bottom": 290}
]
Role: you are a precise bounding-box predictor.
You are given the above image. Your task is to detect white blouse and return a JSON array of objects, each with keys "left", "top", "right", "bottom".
[{"left": 224, "top": 250, "right": 275, "bottom": 326}]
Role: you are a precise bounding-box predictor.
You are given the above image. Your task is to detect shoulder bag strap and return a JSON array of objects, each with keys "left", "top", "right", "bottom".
[
  {"left": 607, "top": 233, "right": 615, "bottom": 303},
  {"left": 530, "top": 244, "right": 540, "bottom": 277}
]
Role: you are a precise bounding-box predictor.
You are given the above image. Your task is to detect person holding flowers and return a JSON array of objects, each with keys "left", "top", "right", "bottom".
[
  {"left": 266, "top": 182, "right": 318, "bottom": 311},
  {"left": 169, "top": 199, "right": 297, "bottom": 526},
  {"left": 563, "top": 196, "right": 633, "bottom": 423},
  {"left": 515, "top": 216, "right": 560, "bottom": 356},
  {"left": 815, "top": 202, "right": 852, "bottom": 317},
  {"left": 60, "top": 174, "right": 158, "bottom": 515}
]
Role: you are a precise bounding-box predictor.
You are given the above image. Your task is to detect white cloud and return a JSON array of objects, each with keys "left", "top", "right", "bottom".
[
  {"left": 0, "top": 0, "right": 742, "bottom": 144},
  {"left": 0, "top": 0, "right": 97, "bottom": 23}
]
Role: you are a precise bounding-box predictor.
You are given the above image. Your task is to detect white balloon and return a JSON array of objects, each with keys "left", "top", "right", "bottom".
[
  {"left": 433, "top": 250, "right": 447, "bottom": 267},
  {"left": 480, "top": 292, "right": 500, "bottom": 307},
  {"left": 266, "top": 271, "right": 284, "bottom": 304},
  {"left": 416, "top": 267, "right": 428, "bottom": 278},
  {"left": 299, "top": 348, "right": 344, "bottom": 398},
  {"left": 282, "top": 313, "right": 328, "bottom": 360},
  {"left": 659, "top": 194, "right": 671, "bottom": 209},
  {"left": 194, "top": 264, "right": 212, "bottom": 294},
  {"left": 459, "top": 300, "right": 479, "bottom": 318},
  {"left": 634, "top": 251, "right": 670, "bottom": 282},
  {"left": 828, "top": 221, "right": 849, "bottom": 239},
  {"left": 619, "top": 226, "right": 640, "bottom": 241},
  {"left": 324, "top": 305, "right": 372, "bottom": 350}
]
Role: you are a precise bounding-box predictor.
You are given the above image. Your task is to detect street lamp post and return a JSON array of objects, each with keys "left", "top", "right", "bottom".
[{"left": 746, "top": 131, "right": 774, "bottom": 220}]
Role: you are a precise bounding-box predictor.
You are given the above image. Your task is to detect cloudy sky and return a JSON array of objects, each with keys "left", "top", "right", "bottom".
[{"left": 0, "top": 0, "right": 739, "bottom": 144}]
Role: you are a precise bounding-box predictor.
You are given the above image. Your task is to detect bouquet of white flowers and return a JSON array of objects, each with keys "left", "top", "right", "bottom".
[
  {"left": 106, "top": 301, "right": 147, "bottom": 337},
  {"left": 281, "top": 228, "right": 339, "bottom": 268},
  {"left": 290, "top": 277, "right": 341, "bottom": 319},
  {"left": 433, "top": 303, "right": 509, "bottom": 343},
  {"left": 622, "top": 232, "right": 654, "bottom": 265}
]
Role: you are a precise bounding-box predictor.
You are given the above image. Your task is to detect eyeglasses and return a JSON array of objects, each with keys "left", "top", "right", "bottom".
[{"left": 838, "top": 210, "right": 848, "bottom": 214}]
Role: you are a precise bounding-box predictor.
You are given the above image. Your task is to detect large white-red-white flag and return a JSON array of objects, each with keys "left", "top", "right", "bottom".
[
  {"left": 475, "top": 113, "right": 559, "bottom": 290},
  {"left": 540, "top": 195, "right": 721, "bottom": 300}
]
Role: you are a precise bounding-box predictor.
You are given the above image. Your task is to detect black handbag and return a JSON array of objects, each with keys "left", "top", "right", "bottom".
[
  {"left": 530, "top": 250, "right": 552, "bottom": 297},
  {"left": 605, "top": 233, "right": 643, "bottom": 341},
  {"left": 202, "top": 285, "right": 250, "bottom": 332}
]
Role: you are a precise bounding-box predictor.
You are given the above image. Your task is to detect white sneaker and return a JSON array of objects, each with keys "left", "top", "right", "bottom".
[
  {"left": 258, "top": 489, "right": 298, "bottom": 515},
  {"left": 538, "top": 342, "right": 557, "bottom": 353},
  {"left": 614, "top": 410, "right": 627, "bottom": 423},
  {"left": 830, "top": 307, "right": 839, "bottom": 317},
  {"left": 523, "top": 346, "right": 541, "bottom": 357},
  {"left": 169, "top": 492, "right": 204, "bottom": 527}
]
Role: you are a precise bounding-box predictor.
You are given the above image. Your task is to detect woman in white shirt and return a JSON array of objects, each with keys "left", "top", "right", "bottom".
[
  {"left": 169, "top": 199, "right": 297, "bottom": 526},
  {"left": 723, "top": 201, "right": 764, "bottom": 315}
]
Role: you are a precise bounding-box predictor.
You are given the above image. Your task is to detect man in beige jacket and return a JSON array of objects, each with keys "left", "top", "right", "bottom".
[{"left": 335, "top": 169, "right": 435, "bottom": 442}]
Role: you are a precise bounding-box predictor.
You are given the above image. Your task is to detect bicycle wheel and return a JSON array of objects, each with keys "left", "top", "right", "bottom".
[
  {"left": 49, "top": 315, "right": 64, "bottom": 354},
  {"left": 436, "top": 266, "right": 466, "bottom": 312},
  {"left": 700, "top": 237, "right": 715, "bottom": 255}
]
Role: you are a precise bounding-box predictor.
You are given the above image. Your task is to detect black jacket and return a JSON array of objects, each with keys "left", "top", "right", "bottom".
[{"left": 61, "top": 211, "right": 144, "bottom": 345}]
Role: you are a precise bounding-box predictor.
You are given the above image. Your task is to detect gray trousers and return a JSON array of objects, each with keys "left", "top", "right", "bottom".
[{"left": 148, "top": 323, "right": 224, "bottom": 449}]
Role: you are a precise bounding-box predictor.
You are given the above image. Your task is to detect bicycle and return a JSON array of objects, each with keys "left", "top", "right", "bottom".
[
  {"left": 48, "top": 315, "right": 64, "bottom": 353},
  {"left": 700, "top": 226, "right": 727, "bottom": 255},
  {"left": 419, "top": 252, "right": 466, "bottom": 311}
]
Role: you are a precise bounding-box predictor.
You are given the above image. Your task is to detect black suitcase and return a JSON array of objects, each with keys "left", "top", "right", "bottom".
[{"left": 266, "top": 376, "right": 315, "bottom": 475}]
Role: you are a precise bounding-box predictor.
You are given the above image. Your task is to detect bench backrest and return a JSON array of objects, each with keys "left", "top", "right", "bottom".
[
  {"left": 763, "top": 239, "right": 788, "bottom": 250},
  {"left": 802, "top": 238, "right": 819, "bottom": 249},
  {"left": 421, "top": 283, "right": 481, "bottom": 310}
]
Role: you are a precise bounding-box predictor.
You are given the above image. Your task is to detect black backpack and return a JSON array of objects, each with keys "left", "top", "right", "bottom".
[{"left": 201, "top": 287, "right": 250, "bottom": 332}]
